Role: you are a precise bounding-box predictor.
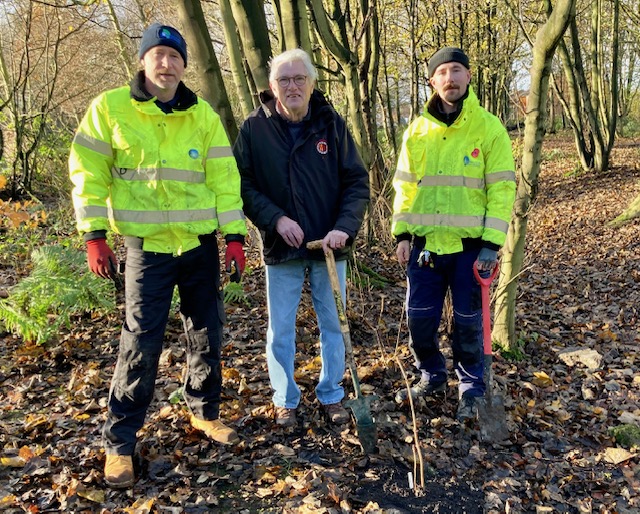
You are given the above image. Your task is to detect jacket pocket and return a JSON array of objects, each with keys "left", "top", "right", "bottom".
[
  {"left": 112, "top": 123, "right": 152, "bottom": 169},
  {"left": 406, "top": 138, "right": 427, "bottom": 176}
]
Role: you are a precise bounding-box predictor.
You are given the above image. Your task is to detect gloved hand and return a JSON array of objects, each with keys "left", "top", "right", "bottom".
[
  {"left": 225, "top": 241, "right": 245, "bottom": 281},
  {"left": 476, "top": 247, "right": 498, "bottom": 271},
  {"left": 86, "top": 239, "right": 117, "bottom": 279}
]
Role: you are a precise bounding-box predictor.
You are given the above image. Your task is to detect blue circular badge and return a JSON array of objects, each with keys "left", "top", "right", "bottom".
[
  {"left": 189, "top": 149, "right": 200, "bottom": 159},
  {"left": 463, "top": 156, "right": 470, "bottom": 165}
]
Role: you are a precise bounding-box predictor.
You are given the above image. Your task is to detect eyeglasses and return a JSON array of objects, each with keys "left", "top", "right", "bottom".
[{"left": 276, "top": 75, "right": 308, "bottom": 87}]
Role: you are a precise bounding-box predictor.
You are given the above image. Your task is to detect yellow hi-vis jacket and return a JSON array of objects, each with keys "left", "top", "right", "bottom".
[
  {"left": 392, "top": 87, "right": 515, "bottom": 255},
  {"left": 69, "top": 82, "right": 246, "bottom": 255}
]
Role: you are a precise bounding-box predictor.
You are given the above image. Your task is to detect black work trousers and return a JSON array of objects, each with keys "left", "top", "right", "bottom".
[{"left": 103, "top": 236, "right": 225, "bottom": 456}]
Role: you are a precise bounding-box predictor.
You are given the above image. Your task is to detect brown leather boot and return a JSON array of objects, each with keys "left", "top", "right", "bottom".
[
  {"left": 274, "top": 406, "right": 297, "bottom": 427},
  {"left": 322, "top": 402, "right": 350, "bottom": 424},
  {"left": 104, "top": 454, "right": 134, "bottom": 489},
  {"left": 190, "top": 416, "right": 239, "bottom": 445}
]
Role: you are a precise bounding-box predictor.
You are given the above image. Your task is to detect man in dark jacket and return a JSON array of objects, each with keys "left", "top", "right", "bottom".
[{"left": 233, "top": 49, "right": 369, "bottom": 427}]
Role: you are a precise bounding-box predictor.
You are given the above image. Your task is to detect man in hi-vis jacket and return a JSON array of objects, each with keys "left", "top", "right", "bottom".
[
  {"left": 69, "top": 23, "right": 246, "bottom": 488},
  {"left": 392, "top": 47, "right": 515, "bottom": 422}
]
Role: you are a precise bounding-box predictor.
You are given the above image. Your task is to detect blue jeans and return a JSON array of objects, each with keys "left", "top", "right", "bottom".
[
  {"left": 406, "top": 243, "right": 485, "bottom": 398},
  {"left": 103, "top": 236, "right": 225, "bottom": 456},
  {"left": 265, "top": 259, "right": 347, "bottom": 408}
]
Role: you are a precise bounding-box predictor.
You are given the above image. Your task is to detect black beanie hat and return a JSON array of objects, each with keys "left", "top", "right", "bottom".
[
  {"left": 428, "top": 47, "right": 469, "bottom": 78},
  {"left": 139, "top": 23, "right": 187, "bottom": 66}
]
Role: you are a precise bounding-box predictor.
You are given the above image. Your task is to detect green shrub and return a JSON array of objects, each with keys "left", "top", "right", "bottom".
[{"left": 0, "top": 245, "right": 117, "bottom": 344}]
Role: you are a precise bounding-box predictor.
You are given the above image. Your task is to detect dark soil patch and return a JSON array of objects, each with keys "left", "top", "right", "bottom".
[{"left": 353, "top": 462, "right": 484, "bottom": 513}]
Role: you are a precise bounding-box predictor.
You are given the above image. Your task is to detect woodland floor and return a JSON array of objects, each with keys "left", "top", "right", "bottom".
[{"left": 1, "top": 133, "right": 640, "bottom": 513}]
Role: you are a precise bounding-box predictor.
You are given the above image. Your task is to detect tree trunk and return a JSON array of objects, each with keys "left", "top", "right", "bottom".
[
  {"left": 106, "top": 0, "right": 133, "bottom": 79},
  {"left": 220, "top": 0, "right": 255, "bottom": 118},
  {"left": 175, "top": 0, "right": 238, "bottom": 142},
  {"left": 609, "top": 191, "right": 640, "bottom": 227},
  {"left": 605, "top": 0, "right": 619, "bottom": 157},
  {"left": 553, "top": 40, "right": 593, "bottom": 170},
  {"left": 547, "top": 88, "right": 556, "bottom": 133},
  {"left": 554, "top": 0, "right": 619, "bottom": 173},
  {"left": 493, "top": 0, "right": 575, "bottom": 350},
  {"left": 341, "top": 65, "right": 369, "bottom": 164},
  {"left": 407, "top": 0, "right": 420, "bottom": 120},
  {"left": 616, "top": 25, "right": 637, "bottom": 136},
  {"left": 228, "top": 0, "right": 272, "bottom": 96},
  {"left": 359, "top": 0, "right": 385, "bottom": 194},
  {"left": 271, "top": 0, "right": 312, "bottom": 53},
  {"left": 378, "top": 44, "right": 397, "bottom": 160},
  {"left": 307, "top": 0, "right": 380, "bottom": 178}
]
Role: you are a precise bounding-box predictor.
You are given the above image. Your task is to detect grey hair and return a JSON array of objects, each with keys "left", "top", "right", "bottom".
[{"left": 269, "top": 49, "right": 318, "bottom": 83}]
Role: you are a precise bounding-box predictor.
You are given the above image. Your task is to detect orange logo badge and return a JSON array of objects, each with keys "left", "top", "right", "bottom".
[{"left": 316, "top": 139, "right": 328, "bottom": 155}]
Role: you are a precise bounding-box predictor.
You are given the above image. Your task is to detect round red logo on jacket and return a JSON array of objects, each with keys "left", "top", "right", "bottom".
[{"left": 316, "top": 139, "right": 329, "bottom": 155}]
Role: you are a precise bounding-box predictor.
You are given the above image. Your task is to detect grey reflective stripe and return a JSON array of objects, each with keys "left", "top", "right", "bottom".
[
  {"left": 394, "top": 170, "right": 416, "bottom": 183},
  {"left": 75, "top": 204, "right": 109, "bottom": 219},
  {"left": 112, "top": 208, "right": 217, "bottom": 224},
  {"left": 111, "top": 167, "right": 205, "bottom": 183},
  {"left": 418, "top": 176, "right": 484, "bottom": 188},
  {"left": 393, "top": 212, "right": 484, "bottom": 228},
  {"left": 207, "top": 146, "right": 234, "bottom": 159},
  {"left": 73, "top": 132, "right": 113, "bottom": 157},
  {"left": 485, "top": 170, "right": 516, "bottom": 184},
  {"left": 218, "top": 209, "right": 245, "bottom": 226},
  {"left": 485, "top": 216, "right": 509, "bottom": 233}
]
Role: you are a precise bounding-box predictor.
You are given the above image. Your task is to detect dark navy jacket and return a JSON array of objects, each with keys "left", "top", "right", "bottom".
[{"left": 233, "top": 89, "right": 369, "bottom": 265}]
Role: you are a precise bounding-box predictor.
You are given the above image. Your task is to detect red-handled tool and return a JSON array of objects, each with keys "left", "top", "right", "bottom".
[{"left": 473, "top": 262, "right": 509, "bottom": 442}]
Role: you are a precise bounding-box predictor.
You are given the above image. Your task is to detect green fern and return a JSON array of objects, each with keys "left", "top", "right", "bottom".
[{"left": 0, "top": 245, "right": 116, "bottom": 344}]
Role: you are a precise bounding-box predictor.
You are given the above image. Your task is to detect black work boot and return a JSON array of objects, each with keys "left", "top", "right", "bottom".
[{"left": 395, "top": 378, "right": 447, "bottom": 403}]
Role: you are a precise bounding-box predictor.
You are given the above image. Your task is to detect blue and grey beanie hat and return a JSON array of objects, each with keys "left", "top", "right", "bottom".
[{"left": 139, "top": 23, "right": 187, "bottom": 66}]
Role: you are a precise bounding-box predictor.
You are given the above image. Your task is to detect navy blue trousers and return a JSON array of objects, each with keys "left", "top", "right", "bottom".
[
  {"left": 406, "top": 241, "right": 485, "bottom": 398},
  {"left": 103, "top": 236, "right": 225, "bottom": 455}
]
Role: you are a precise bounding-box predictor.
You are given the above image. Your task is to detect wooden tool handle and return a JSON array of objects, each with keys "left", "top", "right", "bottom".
[{"left": 306, "top": 239, "right": 363, "bottom": 398}]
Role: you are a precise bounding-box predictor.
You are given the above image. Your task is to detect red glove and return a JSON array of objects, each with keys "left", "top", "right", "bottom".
[
  {"left": 86, "top": 239, "right": 117, "bottom": 279},
  {"left": 225, "top": 241, "right": 245, "bottom": 280}
]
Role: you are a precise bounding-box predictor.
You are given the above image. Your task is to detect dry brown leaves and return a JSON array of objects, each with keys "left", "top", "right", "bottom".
[{"left": 1, "top": 134, "right": 640, "bottom": 513}]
